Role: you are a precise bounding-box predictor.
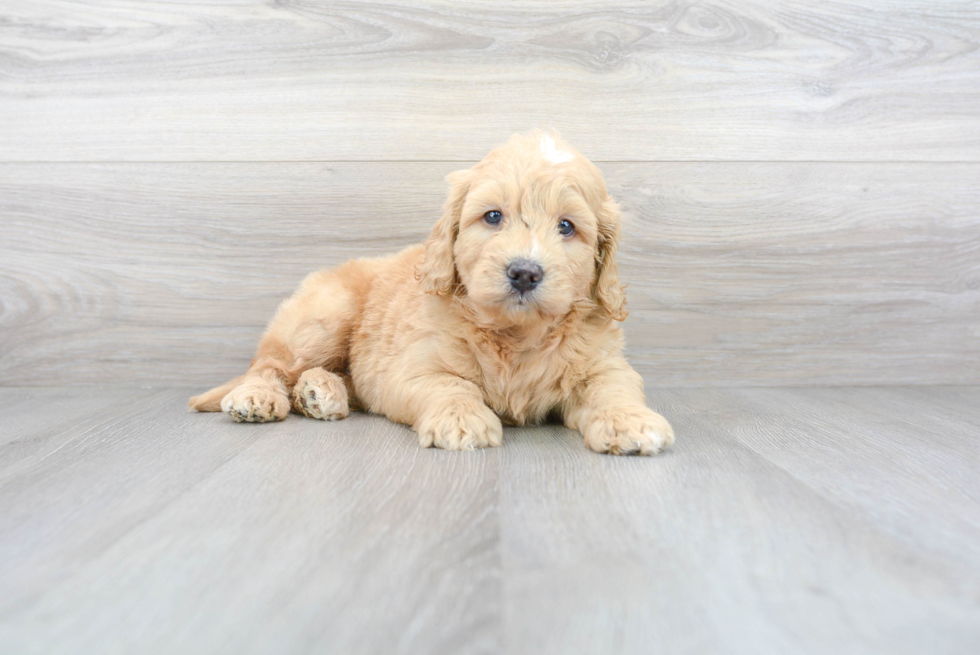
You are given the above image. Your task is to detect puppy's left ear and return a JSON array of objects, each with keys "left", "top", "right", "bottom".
[
  {"left": 417, "top": 168, "right": 473, "bottom": 295},
  {"left": 593, "top": 197, "right": 628, "bottom": 321}
]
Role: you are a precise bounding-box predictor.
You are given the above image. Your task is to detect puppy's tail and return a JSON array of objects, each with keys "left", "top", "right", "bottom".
[{"left": 188, "top": 375, "right": 245, "bottom": 412}]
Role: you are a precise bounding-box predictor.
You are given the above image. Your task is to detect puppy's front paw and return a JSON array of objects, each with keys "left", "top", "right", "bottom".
[
  {"left": 221, "top": 381, "right": 290, "bottom": 423},
  {"left": 415, "top": 401, "right": 503, "bottom": 451},
  {"left": 292, "top": 368, "right": 349, "bottom": 421},
  {"left": 582, "top": 406, "right": 674, "bottom": 456}
]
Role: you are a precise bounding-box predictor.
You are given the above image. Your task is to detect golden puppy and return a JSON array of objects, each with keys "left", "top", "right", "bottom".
[{"left": 190, "top": 131, "right": 674, "bottom": 455}]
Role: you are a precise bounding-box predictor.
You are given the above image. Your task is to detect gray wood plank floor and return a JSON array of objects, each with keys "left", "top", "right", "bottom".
[{"left": 0, "top": 386, "right": 977, "bottom": 654}]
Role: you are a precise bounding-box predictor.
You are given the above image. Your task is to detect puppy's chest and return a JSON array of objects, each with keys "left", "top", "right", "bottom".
[{"left": 470, "top": 345, "right": 576, "bottom": 425}]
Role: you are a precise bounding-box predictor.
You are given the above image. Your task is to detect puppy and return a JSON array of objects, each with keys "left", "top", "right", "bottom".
[{"left": 189, "top": 131, "right": 674, "bottom": 455}]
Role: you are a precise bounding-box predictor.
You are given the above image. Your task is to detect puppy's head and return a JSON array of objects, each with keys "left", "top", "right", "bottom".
[{"left": 417, "top": 130, "right": 626, "bottom": 325}]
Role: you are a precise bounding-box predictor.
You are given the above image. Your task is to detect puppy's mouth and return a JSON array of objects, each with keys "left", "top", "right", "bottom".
[{"left": 508, "top": 288, "right": 538, "bottom": 308}]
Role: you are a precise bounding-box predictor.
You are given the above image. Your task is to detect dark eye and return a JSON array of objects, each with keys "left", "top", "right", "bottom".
[
  {"left": 558, "top": 218, "right": 575, "bottom": 236},
  {"left": 484, "top": 210, "right": 503, "bottom": 225}
]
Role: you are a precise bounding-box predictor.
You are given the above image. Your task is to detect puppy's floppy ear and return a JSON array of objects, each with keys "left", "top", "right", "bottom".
[
  {"left": 593, "top": 197, "right": 628, "bottom": 321},
  {"left": 417, "top": 168, "right": 474, "bottom": 295}
]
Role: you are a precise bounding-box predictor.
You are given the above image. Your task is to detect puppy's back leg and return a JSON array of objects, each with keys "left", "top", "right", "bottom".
[
  {"left": 292, "top": 367, "right": 350, "bottom": 421},
  {"left": 193, "top": 267, "right": 361, "bottom": 423}
]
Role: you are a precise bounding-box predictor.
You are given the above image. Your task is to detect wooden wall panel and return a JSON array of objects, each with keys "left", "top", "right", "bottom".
[
  {"left": 0, "top": 1, "right": 978, "bottom": 162},
  {"left": 1, "top": 1, "right": 978, "bottom": 386},
  {"left": 2, "top": 162, "right": 977, "bottom": 386}
]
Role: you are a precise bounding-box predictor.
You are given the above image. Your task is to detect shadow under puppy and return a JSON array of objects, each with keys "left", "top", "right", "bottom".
[{"left": 190, "top": 130, "right": 674, "bottom": 455}]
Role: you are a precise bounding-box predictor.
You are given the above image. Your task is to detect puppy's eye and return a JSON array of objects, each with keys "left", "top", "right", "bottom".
[
  {"left": 484, "top": 210, "right": 503, "bottom": 225},
  {"left": 558, "top": 218, "right": 575, "bottom": 236}
]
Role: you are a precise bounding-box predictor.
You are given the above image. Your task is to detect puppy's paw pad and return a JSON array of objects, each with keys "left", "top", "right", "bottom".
[
  {"left": 292, "top": 369, "right": 349, "bottom": 421},
  {"left": 416, "top": 402, "right": 503, "bottom": 451},
  {"left": 221, "top": 382, "right": 290, "bottom": 423},
  {"left": 583, "top": 407, "right": 674, "bottom": 456}
]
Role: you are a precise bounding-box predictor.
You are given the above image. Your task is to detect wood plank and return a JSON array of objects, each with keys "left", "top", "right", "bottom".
[
  {"left": 0, "top": 389, "right": 500, "bottom": 654},
  {"left": 698, "top": 387, "right": 980, "bottom": 565},
  {"left": 500, "top": 387, "right": 980, "bottom": 654},
  {"left": 1, "top": 1, "right": 979, "bottom": 161},
  {"left": 1, "top": 161, "right": 978, "bottom": 386},
  {"left": 608, "top": 162, "right": 980, "bottom": 385},
  {"left": 1, "top": 386, "right": 977, "bottom": 653},
  {"left": 0, "top": 386, "right": 154, "bottom": 447}
]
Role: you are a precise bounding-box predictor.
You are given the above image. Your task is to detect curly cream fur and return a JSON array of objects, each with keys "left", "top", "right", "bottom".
[{"left": 189, "top": 130, "right": 674, "bottom": 455}]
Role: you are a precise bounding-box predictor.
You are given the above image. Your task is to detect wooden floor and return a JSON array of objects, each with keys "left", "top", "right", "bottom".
[{"left": 1, "top": 386, "right": 977, "bottom": 654}]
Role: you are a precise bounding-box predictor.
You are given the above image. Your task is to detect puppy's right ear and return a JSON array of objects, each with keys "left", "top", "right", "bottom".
[{"left": 417, "top": 168, "right": 473, "bottom": 295}]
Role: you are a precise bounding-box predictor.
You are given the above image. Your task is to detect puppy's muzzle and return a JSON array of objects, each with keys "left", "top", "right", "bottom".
[{"left": 507, "top": 259, "right": 544, "bottom": 293}]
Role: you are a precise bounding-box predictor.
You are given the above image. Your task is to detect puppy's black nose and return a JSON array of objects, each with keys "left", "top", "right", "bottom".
[{"left": 507, "top": 259, "right": 544, "bottom": 293}]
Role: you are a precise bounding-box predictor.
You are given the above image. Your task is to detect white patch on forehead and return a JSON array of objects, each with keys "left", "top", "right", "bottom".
[
  {"left": 540, "top": 135, "right": 573, "bottom": 164},
  {"left": 530, "top": 235, "right": 541, "bottom": 258}
]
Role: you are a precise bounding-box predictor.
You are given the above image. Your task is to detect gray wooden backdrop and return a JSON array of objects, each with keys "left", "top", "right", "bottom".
[{"left": 1, "top": 0, "right": 978, "bottom": 387}]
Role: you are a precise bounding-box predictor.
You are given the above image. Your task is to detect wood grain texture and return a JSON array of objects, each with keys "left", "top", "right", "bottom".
[
  {"left": 1, "top": 161, "right": 978, "bottom": 386},
  {"left": 0, "top": 388, "right": 500, "bottom": 655},
  {"left": 500, "top": 386, "right": 980, "bottom": 654},
  {"left": 1, "top": 0, "right": 978, "bottom": 161},
  {"left": 0, "top": 386, "right": 977, "bottom": 653}
]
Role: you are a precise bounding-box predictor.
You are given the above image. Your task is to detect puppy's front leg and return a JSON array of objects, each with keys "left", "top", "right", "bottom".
[
  {"left": 563, "top": 360, "right": 674, "bottom": 456},
  {"left": 401, "top": 374, "right": 502, "bottom": 450}
]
